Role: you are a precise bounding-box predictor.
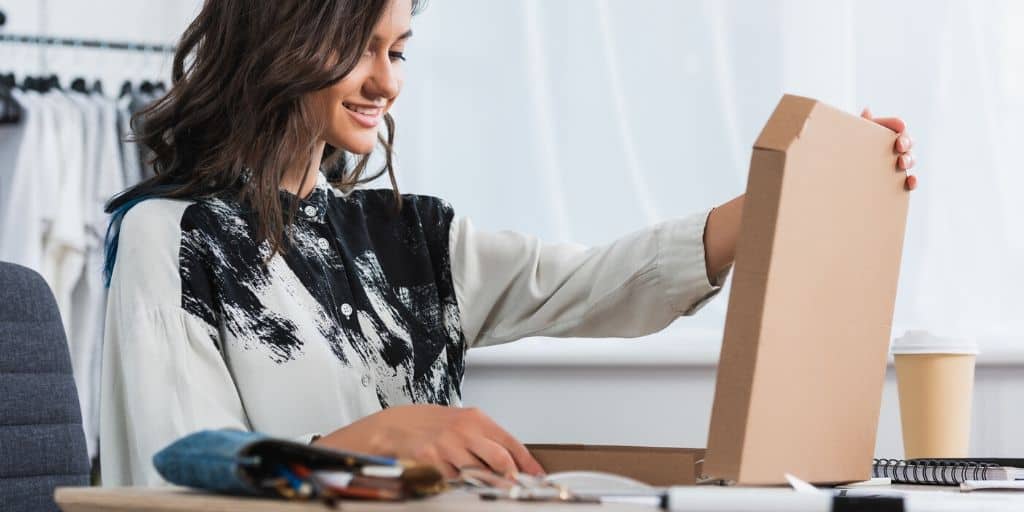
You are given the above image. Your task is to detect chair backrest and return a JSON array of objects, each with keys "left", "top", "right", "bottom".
[{"left": 0, "top": 262, "right": 90, "bottom": 511}]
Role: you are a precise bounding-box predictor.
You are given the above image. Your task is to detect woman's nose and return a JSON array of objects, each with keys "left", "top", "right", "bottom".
[{"left": 367, "top": 56, "right": 401, "bottom": 100}]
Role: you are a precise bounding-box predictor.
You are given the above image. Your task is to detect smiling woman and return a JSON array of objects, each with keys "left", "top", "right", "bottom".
[
  {"left": 97, "top": 0, "right": 915, "bottom": 488},
  {"left": 105, "top": 0, "right": 420, "bottom": 265},
  {"left": 308, "top": 13, "right": 412, "bottom": 159}
]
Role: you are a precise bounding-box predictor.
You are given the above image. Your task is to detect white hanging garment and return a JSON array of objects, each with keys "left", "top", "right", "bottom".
[{"left": 0, "top": 90, "right": 44, "bottom": 267}]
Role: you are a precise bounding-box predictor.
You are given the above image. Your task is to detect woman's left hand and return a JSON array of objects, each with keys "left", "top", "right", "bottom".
[{"left": 861, "top": 107, "right": 917, "bottom": 190}]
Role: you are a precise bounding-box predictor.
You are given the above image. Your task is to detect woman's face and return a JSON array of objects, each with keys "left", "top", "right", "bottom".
[{"left": 316, "top": 0, "right": 412, "bottom": 155}]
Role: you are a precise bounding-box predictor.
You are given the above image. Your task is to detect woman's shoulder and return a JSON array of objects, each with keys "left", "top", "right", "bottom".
[
  {"left": 109, "top": 198, "right": 199, "bottom": 280},
  {"left": 125, "top": 194, "right": 244, "bottom": 226},
  {"left": 118, "top": 196, "right": 237, "bottom": 249},
  {"left": 119, "top": 198, "right": 196, "bottom": 240},
  {"left": 344, "top": 188, "right": 455, "bottom": 219}
]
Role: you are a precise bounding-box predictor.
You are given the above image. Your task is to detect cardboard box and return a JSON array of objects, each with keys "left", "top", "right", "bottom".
[
  {"left": 703, "top": 94, "right": 909, "bottom": 485},
  {"left": 528, "top": 95, "right": 908, "bottom": 488},
  {"left": 527, "top": 444, "right": 704, "bottom": 486}
]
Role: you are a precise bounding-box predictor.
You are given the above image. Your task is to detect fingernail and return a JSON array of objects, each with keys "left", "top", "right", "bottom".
[
  {"left": 906, "top": 175, "right": 918, "bottom": 190},
  {"left": 898, "top": 154, "right": 910, "bottom": 169},
  {"left": 898, "top": 136, "right": 909, "bottom": 151}
]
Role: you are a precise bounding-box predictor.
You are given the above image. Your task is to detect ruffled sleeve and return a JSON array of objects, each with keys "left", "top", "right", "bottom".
[{"left": 100, "top": 200, "right": 248, "bottom": 486}]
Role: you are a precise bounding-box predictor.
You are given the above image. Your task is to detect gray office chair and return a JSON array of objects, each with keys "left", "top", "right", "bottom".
[{"left": 0, "top": 262, "right": 90, "bottom": 511}]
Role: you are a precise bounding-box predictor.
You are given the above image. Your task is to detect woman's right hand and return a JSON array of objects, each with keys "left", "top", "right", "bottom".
[{"left": 312, "top": 404, "right": 545, "bottom": 479}]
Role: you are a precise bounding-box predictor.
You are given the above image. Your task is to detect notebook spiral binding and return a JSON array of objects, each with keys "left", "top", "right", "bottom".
[{"left": 872, "top": 458, "right": 997, "bottom": 485}]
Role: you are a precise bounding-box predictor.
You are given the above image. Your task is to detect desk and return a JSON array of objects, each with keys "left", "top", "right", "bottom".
[
  {"left": 54, "top": 487, "right": 652, "bottom": 512},
  {"left": 56, "top": 485, "right": 1024, "bottom": 512}
]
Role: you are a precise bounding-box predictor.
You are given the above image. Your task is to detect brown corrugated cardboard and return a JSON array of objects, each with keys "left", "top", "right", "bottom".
[
  {"left": 526, "top": 444, "right": 703, "bottom": 486},
  {"left": 703, "top": 94, "right": 910, "bottom": 485},
  {"left": 526, "top": 95, "right": 907, "bottom": 488}
]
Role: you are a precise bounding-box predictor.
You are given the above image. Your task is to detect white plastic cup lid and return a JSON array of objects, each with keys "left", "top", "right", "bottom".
[{"left": 891, "top": 329, "right": 979, "bottom": 356}]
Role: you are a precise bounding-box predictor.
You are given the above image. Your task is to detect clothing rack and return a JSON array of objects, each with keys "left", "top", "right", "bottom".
[
  {"left": 0, "top": 33, "right": 176, "bottom": 54},
  {"left": 0, "top": 9, "right": 176, "bottom": 54}
]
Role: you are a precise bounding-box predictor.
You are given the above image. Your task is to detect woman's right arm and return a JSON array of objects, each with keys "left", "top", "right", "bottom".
[{"left": 101, "top": 200, "right": 249, "bottom": 486}]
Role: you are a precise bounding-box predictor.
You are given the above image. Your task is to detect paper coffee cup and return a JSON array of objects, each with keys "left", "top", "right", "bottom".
[{"left": 892, "top": 330, "right": 977, "bottom": 459}]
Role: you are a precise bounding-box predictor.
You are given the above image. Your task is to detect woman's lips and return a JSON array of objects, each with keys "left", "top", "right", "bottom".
[{"left": 344, "top": 102, "right": 383, "bottom": 128}]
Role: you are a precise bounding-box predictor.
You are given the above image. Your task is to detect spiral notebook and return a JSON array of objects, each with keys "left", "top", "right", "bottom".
[{"left": 872, "top": 458, "right": 1024, "bottom": 485}]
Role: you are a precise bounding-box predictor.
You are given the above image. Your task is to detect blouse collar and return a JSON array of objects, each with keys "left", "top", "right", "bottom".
[{"left": 279, "top": 171, "right": 331, "bottom": 224}]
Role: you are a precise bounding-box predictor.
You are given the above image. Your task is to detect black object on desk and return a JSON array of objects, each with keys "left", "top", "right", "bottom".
[{"left": 833, "top": 496, "right": 904, "bottom": 512}]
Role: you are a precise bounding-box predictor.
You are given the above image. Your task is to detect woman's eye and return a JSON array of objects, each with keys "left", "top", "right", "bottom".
[{"left": 388, "top": 51, "right": 407, "bottom": 62}]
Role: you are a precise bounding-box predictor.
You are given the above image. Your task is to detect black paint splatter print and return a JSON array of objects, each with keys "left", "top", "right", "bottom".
[{"left": 177, "top": 179, "right": 466, "bottom": 408}]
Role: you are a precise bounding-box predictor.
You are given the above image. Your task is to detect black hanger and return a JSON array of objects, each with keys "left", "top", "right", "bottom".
[
  {"left": 92, "top": 79, "right": 104, "bottom": 95},
  {"left": 71, "top": 77, "right": 89, "bottom": 94},
  {"left": 155, "top": 81, "right": 167, "bottom": 95},
  {"left": 119, "top": 80, "right": 133, "bottom": 99},
  {"left": 45, "top": 74, "right": 62, "bottom": 92},
  {"left": 1, "top": 79, "right": 23, "bottom": 125},
  {"left": 140, "top": 80, "right": 155, "bottom": 95}
]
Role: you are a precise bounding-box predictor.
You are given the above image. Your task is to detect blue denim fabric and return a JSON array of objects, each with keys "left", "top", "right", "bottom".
[{"left": 153, "top": 429, "right": 267, "bottom": 495}]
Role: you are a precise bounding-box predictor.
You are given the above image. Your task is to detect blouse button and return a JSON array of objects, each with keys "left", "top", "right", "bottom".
[
  {"left": 317, "top": 237, "right": 330, "bottom": 250},
  {"left": 341, "top": 303, "right": 353, "bottom": 317},
  {"left": 360, "top": 374, "right": 371, "bottom": 388},
  {"left": 304, "top": 205, "right": 317, "bottom": 217}
]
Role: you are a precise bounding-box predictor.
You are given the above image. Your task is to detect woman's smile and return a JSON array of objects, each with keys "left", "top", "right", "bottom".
[{"left": 343, "top": 101, "right": 385, "bottom": 128}]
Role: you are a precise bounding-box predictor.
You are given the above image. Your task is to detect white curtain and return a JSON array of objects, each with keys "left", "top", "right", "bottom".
[
  {"left": 6, "top": 0, "right": 1022, "bottom": 350},
  {"left": 392, "top": 0, "right": 1024, "bottom": 351}
]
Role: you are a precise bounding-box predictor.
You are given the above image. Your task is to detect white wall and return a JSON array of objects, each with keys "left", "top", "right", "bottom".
[{"left": 0, "top": 0, "right": 199, "bottom": 89}]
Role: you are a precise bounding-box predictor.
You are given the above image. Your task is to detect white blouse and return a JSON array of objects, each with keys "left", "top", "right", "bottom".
[{"left": 100, "top": 171, "right": 725, "bottom": 486}]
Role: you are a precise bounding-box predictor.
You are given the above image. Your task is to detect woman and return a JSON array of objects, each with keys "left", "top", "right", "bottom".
[{"left": 101, "top": 0, "right": 916, "bottom": 485}]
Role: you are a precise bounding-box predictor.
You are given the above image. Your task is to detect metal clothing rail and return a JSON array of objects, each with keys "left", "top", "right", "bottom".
[
  {"left": 0, "top": 33, "right": 176, "bottom": 54},
  {"left": 0, "top": 8, "right": 174, "bottom": 54}
]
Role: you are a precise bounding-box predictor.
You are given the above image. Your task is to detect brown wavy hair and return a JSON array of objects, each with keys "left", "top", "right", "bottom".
[{"left": 104, "top": 0, "right": 423, "bottom": 283}]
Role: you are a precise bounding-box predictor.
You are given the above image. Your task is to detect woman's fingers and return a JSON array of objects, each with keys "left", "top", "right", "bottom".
[
  {"left": 896, "top": 134, "right": 913, "bottom": 153},
  {"left": 861, "top": 107, "right": 916, "bottom": 191},
  {"left": 468, "top": 437, "right": 519, "bottom": 477},
  {"left": 477, "top": 419, "right": 545, "bottom": 476},
  {"left": 435, "top": 441, "right": 486, "bottom": 479},
  {"left": 898, "top": 152, "right": 915, "bottom": 170},
  {"left": 861, "top": 106, "right": 907, "bottom": 134},
  {"left": 439, "top": 462, "right": 461, "bottom": 480},
  {"left": 871, "top": 116, "right": 907, "bottom": 134},
  {"left": 412, "top": 444, "right": 459, "bottom": 478}
]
